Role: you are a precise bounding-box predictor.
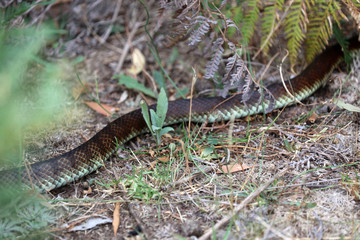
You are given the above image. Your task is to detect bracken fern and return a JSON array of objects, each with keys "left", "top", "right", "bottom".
[
  {"left": 284, "top": 0, "right": 307, "bottom": 68},
  {"left": 204, "top": 38, "right": 224, "bottom": 79},
  {"left": 242, "top": 0, "right": 261, "bottom": 45},
  {"left": 304, "top": 0, "right": 343, "bottom": 62},
  {"left": 159, "top": 0, "right": 360, "bottom": 101},
  {"left": 261, "top": 0, "right": 284, "bottom": 55}
]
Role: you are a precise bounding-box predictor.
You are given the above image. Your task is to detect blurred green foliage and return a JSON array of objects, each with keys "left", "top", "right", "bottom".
[
  {"left": 0, "top": 26, "right": 65, "bottom": 167},
  {"left": 0, "top": 5, "right": 67, "bottom": 239}
]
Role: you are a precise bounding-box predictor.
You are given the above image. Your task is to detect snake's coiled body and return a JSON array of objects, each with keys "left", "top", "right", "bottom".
[{"left": 1, "top": 37, "right": 360, "bottom": 192}]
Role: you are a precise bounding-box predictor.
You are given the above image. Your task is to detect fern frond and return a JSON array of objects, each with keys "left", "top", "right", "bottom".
[
  {"left": 284, "top": 0, "right": 307, "bottom": 67},
  {"left": 188, "top": 17, "right": 217, "bottom": 46},
  {"left": 230, "top": 59, "right": 246, "bottom": 86},
  {"left": 223, "top": 55, "right": 237, "bottom": 81},
  {"left": 241, "top": 71, "right": 254, "bottom": 102},
  {"left": 260, "top": 0, "right": 284, "bottom": 55},
  {"left": 224, "top": 18, "right": 239, "bottom": 30},
  {"left": 204, "top": 38, "right": 224, "bottom": 79},
  {"left": 242, "top": 0, "right": 261, "bottom": 44},
  {"left": 220, "top": 53, "right": 251, "bottom": 98},
  {"left": 305, "top": 1, "right": 341, "bottom": 62},
  {"left": 229, "top": 6, "right": 243, "bottom": 29}
]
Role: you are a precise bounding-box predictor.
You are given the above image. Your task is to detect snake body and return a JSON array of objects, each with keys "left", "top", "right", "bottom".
[{"left": 1, "top": 37, "right": 360, "bottom": 193}]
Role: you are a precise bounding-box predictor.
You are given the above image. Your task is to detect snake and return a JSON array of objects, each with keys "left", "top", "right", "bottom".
[{"left": 1, "top": 37, "right": 360, "bottom": 193}]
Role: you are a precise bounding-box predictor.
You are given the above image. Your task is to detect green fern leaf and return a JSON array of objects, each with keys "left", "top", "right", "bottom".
[
  {"left": 284, "top": 0, "right": 307, "bottom": 67},
  {"left": 305, "top": 0, "right": 341, "bottom": 62},
  {"left": 351, "top": 0, "right": 360, "bottom": 8},
  {"left": 225, "top": 6, "right": 243, "bottom": 37},
  {"left": 242, "top": 0, "right": 261, "bottom": 45},
  {"left": 260, "top": 0, "right": 284, "bottom": 54}
]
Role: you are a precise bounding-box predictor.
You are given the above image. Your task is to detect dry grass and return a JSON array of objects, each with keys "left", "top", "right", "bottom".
[{"left": 32, "top": 69, "right": 360, "bottom": 239}]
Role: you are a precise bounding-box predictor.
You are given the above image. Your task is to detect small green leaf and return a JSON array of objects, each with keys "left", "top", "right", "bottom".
[
  {"left": 157, "top": 88, "right": 168, "bottom": 127},
  {"left": 152, "top": 125, "right": 162, "bottom": 131},
  {"left": 159, "top": 127, "right": 174, "bottom": 136},
  {"left": 111, "top": 25, "right": 125, "bottom": 34},
  {"left": 206, "top": 137, "right": 219, "bottom": 145},
  {"left": 176, "top": 88, "right": 189, "bottom": 98},
  {"left": 140, "top": 100, "right": 153, "bottom": 134},
  {"left": 284, "top": 139, "right": 294, "bottom": 153},
  {"left": 71, "top": 55, "right": 85, "bottom": 66},
  {"left": 152, "top": 71, "right": 165, "bottom": 89},
  {"left": 304, "top": 202, "right": 317, "bottom": 209},
  {"left": 201, "top": 146, "right": 214, "bottom": 157},
  {"left": 150, "top": 109, "right": 160, "bottom": 126},
  {"left": 335, "top": 99, "right": 360, "bottom": 112},
  {"left": 116, "top": 74, "right": 156, "bottom": 98},
  {"left": 169, "top": 47, "right": 179, "bottom": 66}
]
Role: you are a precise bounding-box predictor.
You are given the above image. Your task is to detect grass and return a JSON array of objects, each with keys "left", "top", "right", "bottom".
[{"left": 31, "top": 111, "right": 360, "bottom": 238}]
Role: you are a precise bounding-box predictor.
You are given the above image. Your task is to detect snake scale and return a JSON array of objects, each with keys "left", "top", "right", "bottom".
[{"left": 1, "top": 37, "right": 360, "bottom": 193}]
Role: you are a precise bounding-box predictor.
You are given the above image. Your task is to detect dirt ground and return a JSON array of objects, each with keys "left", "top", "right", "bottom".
[{"left": 4, "top": 0, "right": 360, "bottom": 239}]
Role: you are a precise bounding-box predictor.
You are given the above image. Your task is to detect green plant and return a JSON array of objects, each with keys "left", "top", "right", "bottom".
[
  {"left": 116, "top": 74, "right": 156, "bottom": 98},
  {"left": 162, "top": 0, "right": 360, "bottom": 69},
  {"left": 0, "top": 6, "right": 67, "bottom": 239},
  {"left": 140, "top": 88, "right": 174, "bottom": 145},
  {"left": 122, "top": 169, "right": 161, "bottom": 201},
  {"left": 0, "top": 26, "right": 65, "bottom": 166},
  {"left": 0, "top": 191, "right": 56, "bottom": 239}
]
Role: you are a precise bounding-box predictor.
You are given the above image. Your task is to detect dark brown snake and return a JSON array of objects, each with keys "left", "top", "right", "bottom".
[{"left": 1, "top": 37, "right": 360, "bottom": 193}]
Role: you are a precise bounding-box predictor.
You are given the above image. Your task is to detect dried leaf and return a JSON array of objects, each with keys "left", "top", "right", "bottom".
[
  {"left": 113, "top": 202, "right": 121, "bottom": 236},
  {"left": 72, "top": 84, "right": 87, "bottom": 100},
  {"left": 83, "top": 186, "right": 92, "bottom": 195},
  {"left": 158, "top": 156, "right": 170, "bottom": 162},
  {"left": 149, "top": 160, "right": 157, "bottom": 169},
  {"left": 126, "top": 48, "right": 146, "bottom": 75},
  {"left": 335, "top": 99, "right": 360, "bottom": 112},
  {"left": 118, "top": 90, "right": 128, "bottom": 104},
  {"left": 84, "top": 101, "right": 119, "bottom": 116},
  {"left": 149, "top": 149, "right": 155, "bottom": 157},
  {"left": 343, "top": 179, "right": 360, "bottom": 201},
  {"left": 351, "top": 184, "right": 360, "bottom": 201},
  {"left": 162, "top": 133, "right": 173, "bottom": 139},
  {"left": 204, "top": 38, "right": 224, "bottom": 79},
  {"left": 217, "top": 164, "right": 253, "bottom": 174},
  {"left": 69, "top": 217, "right": 112, "bottom": 231},
  {"left": 188, "top": 17, "right": 212, "bottom": 46},
  {"left": 307, "top": 112, "right": 318, "bottom": 123}
]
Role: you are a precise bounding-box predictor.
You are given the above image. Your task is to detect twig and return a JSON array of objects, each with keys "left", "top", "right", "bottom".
[
  {"left": 100, "top": 0, "right": 122, "bottom": 44},
  {"left": 114, "top": 22, "right": 141, "bottom": 74},
  {"left": 143, "top": 68, "right": 158, "bottom": 93},
  {"left": 186, "top": 68, "right": 198, "bottom": 172},
  {"left": 198, "top": 166, "right": 289, "bottom": 240},
  {"left": 29, "top": 1, "right": 54, "bottom": 26},
  {"left": 279, "top": 50, "right": 304, "bottom": 106},
  {"left": 258, "top": 52, "right": 279, "bottom": 83}
]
